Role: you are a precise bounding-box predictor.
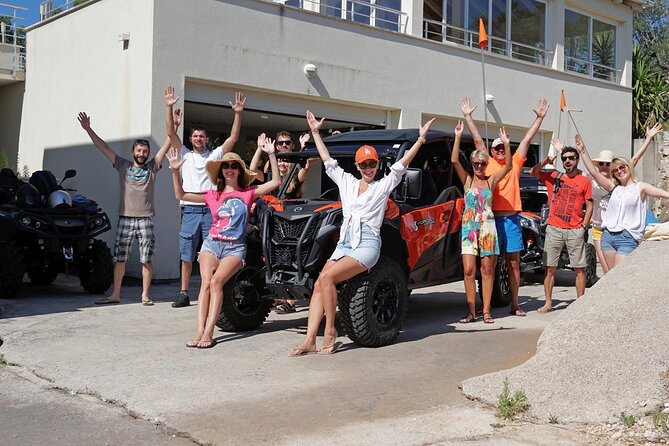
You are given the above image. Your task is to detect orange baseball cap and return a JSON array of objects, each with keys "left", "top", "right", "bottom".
[{"left": 355, "top": 145, "right": 378, "bottom": 164}]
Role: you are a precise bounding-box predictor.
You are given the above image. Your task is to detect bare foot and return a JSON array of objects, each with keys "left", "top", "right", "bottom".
[
  {"left": 289, "top": 341, "right": 317, "bottom": 357},
  {"left": 318, "top": 329, "right": 339, "bottom": 354},
  {"left": 186, "top": 330, "right": 204, "bottom": 348}
]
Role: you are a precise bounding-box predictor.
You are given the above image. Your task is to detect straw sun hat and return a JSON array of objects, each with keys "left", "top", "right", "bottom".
[{"left": 205, "top": 152, "right": 257, "bottom": 187}]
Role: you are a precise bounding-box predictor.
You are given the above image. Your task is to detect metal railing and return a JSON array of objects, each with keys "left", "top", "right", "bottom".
[
  {"left": 39, "top": 0, "right": 88, "bottom": 21},
  {"left": 423, "top": 18, "right": 553, "bottom": 67},
  {"left": 0, "top": 3, "right": 27, "bottom": 75},
  {"left": 564, "top": 55, "right": 619, "bottom": 83},
  {"left": 276, "top": 0, "right": 409, "bottom": 34}
]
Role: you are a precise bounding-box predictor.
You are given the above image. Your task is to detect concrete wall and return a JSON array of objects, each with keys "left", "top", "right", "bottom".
[
  {"left": 18, "top": 0, "right": 636, "bottom": 279},
  {"left": 0, "top": 82, "right": 23, "bottom": 170}
]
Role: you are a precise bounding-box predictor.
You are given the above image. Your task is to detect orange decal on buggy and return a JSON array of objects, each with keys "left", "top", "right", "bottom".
[
  {"left": 401, "top": 200, "right": 458, "bottom": 269},
  {"left": 385, "top": 199, "right": 400, "bottom": 220},
  {"left": 314, "top": 202, "right": 342, "bottom": 212}
]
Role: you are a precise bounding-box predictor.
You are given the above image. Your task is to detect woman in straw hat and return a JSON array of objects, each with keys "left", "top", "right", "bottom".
[
  {"left": 288, "top": 111, "right": 435, "bottom": 356},
  {"left": 575, "top": 128, "right": 669, "bottom": 271},
  {"left": 166, "top": 137, "right": 281, "bottom": 348}
]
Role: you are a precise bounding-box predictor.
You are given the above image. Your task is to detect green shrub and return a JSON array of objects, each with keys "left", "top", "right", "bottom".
[{"left": 497, "top": 378, "right": 529, "bottom": 420}]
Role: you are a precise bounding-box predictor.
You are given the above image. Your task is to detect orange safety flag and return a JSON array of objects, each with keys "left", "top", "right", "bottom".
[
  {"left": 560, "top": 90, "right": 566, "bottom": 112},
  {"left": 478, "top": 17, "right": 488, "bottom": 50}
]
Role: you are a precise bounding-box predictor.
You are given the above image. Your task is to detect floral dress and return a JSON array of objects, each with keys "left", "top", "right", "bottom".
[{"left": 461, "top": 177, "right": 499, "bottom": 257}]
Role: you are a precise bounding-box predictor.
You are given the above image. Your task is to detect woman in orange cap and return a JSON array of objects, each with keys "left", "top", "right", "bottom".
[{"left": 288, "top": 111, "right": 435, "bottom": 356}]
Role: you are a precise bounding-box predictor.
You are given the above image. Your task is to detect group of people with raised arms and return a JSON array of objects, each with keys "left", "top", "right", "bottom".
[{"left": 81, "top": 88, "right": 665, "bottom": 352}]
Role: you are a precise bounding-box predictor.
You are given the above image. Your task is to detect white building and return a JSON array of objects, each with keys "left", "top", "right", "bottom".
[{"left": 16, "top": 0, "right": 641, "bottom": 279}]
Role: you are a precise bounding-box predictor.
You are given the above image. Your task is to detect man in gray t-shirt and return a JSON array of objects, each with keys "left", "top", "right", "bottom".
[{"left": 78, "top": 112, "right": 171, "bottom": 305}]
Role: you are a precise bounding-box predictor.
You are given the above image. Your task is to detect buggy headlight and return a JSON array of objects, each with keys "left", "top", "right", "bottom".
[{"left": 20, "top": 217, "right": 31, "bottom": 226}]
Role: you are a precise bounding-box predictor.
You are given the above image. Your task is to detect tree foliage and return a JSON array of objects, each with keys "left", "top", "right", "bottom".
[
  {"left": 634, "top": 0, "right": 669, "bottom": 71},
  {"left": 632, "top": 44, "right": 669, "bottom": 138}
]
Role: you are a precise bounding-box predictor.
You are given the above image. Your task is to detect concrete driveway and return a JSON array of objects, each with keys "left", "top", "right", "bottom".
[{"left": 0, "top": 271, "right": 595, "bottom": 445}]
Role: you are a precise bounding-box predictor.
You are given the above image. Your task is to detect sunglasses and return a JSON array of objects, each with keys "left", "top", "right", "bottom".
[
  {"left": 612, "top": 165, "right": 628, "bottom": 174},
  {"left": 596, "top": 162, "right": 611, "bottom": 167},
  {"left": 276, "top": 140, "right": 293, "bottom": 146},
  {"left": 221, "top": 162, "right": 240, "bottom": 170},
  {"left": 358, "top": 161, "right": 378, "bottom": 169},
  {"left": 561, "top": 155, "right": 577, "bottom": 162},
  {"left": 472, "top": 161, "right": 488, "bottom": 168},
  {"left": 492, "top": 146, "right": 505, "bottom": 152}
]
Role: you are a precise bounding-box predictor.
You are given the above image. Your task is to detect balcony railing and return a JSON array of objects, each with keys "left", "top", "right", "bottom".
[
  {"left": 565, "top": 55, "right": 619, "bottom": 83},
  {"left": 276, "top": 0, "right": 408, "bottom": 34},
  {"left": 423, "top": 18, "right": 553, "bottom": 68},
  {"left": 39, "top": 0, "right": 87, "bottom": 21},
  {"left": 0, "top": 5, "right": 26, "bottom": 75}
]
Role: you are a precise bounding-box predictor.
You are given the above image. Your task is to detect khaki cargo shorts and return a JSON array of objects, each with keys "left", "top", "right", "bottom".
[{"left": 544, "top": 225, "right": 587, "bottom": 268}]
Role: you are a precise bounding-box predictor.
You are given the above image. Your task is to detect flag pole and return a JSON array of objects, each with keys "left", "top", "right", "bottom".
[{"left": 478, "top": 17, "right": 490, "bottom": 146}]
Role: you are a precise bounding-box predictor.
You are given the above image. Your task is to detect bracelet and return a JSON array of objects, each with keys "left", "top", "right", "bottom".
[
  {"left": 267, "top": 150, "right": 275, "bottom": 156},
  {"left": 417, "top": 137, "right": 426, "bottom": 144}
]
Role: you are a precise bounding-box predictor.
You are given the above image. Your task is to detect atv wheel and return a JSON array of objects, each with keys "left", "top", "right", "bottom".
[
  {"left": 339, "top": 256, "right": 408, "bottom": 347},
  {"left": 28, "top": 259, "right": 60, "bottom": 285},
  {"left": 216, "top": 264, "right": 272, "bottom": 332},
  {"left": 78, "top": 240, "right": 113, "bottom": 294},
  {"left": 478, "top": 254, "right": 512, "bottom": 308},
  {"left": 0, "top": 241, "right": 23, "bottom": 297},
  {"left": 585, "top": 243, "right": 598, "bottom": 288}
]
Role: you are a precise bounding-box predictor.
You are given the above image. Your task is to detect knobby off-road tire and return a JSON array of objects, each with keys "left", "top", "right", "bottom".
[
  {"left": 27, "top": 259, "right": 60, "bottom": 285},
  {"left": 216, "top": 264, "right": 272, "bottom": 332},
  {"left": 78, "top": 239, "right": 113, "bottom": 294},
  {"left": 584, "top": 243, "right": 597, "bottom": 288},
  {"left": 338, "top": 256, "right": 408, "bottom": 347},
  {"left": 0, "top": 240, "right": 23, "bottom": 297},
  {"left": 478, "top": 254, "right": 512, "bottom": 308}
]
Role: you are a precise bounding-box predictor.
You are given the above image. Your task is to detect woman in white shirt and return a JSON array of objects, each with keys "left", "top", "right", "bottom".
[
  {"left": 288, "top": 111, "right": 435, "bottom": 356},
  {"left": 575, "top": 132, "right": 669, "bottom": 270}
]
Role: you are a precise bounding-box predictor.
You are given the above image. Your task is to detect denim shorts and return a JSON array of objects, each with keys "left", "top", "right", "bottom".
[
  {"left": 180, "top": 206, "right": 213, "bottom": 262},
  {"left": 199, "top": 236, "right": 246, "bottom": 265},
  {"left": 600, "top": 229, "right": 639, "bottom": 256},
  {"left": 330, "top": 224, "right": 381, "bottom": 269},
  {"left": 494, "top": 214, "right": 524, "bottom": 254}
]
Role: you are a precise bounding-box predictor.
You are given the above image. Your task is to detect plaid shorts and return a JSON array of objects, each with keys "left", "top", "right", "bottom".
[{"left": 113, "top": 216, "right": 155, "bottom": 263}]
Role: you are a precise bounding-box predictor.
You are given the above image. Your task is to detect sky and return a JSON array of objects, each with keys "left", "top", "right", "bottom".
[{"left": 1, "top": 0, "right": 46, "bottom": 27}]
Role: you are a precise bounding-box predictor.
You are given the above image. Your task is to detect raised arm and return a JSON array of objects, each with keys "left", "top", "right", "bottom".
[
  {"left": 306, "top": 110, "right": 331, "bottom": 163},
  {"left": 249, "top": 133, "right": 267, "bottom": 182},
  {"left": 399, "top": 118, "right": 436, "bottom": 167},
  {"left": 460, "top": 97, "right": 487, "bottom": 152},
  {"left": 640, "top": 182, "right": 669, "bottom": 200},
  {"left": 490, "top": 127, "right": 513, "bottom": 188},
  {"left": 166, "top": 147, "right": 204, "bottom": 203},
  {"left": 254, "top": 138, "right": 281, "bottom": 198},
  {"left": 165, "top": 86, "right": 183, "bottom": 151},
  {"left": 450, "top": 120, "right": 469, "bottom": 185},
  {"left": 77, "top": 112, "right": 116, "bottom": 163},
  {"left": 218, "top": 92, "right": 246, "bottom": 154},
  {"left": 632, "top": 123, "right": 662, "bottom": 167},
  {"left": 575, "top": 134, "right": 615, "bottom": 192},
  {"left": 530, "top": 154, "right": 554, "bottom": 178},
  {"left": 516, "top": 99, "right": 549, "bottom": 158}
]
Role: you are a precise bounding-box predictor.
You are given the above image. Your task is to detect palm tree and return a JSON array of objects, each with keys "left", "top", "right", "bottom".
[{"left": 632, "top": 44, "right": 669, "bottom": 138}]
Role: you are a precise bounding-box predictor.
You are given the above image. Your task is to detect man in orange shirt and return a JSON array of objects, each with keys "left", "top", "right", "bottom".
[{"left": 460, "top": 97, "right": 549, "bottom": 316}]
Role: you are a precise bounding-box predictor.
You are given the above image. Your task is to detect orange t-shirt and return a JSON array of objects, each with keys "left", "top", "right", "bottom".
[{"left": 485, "top": 151, "right": 526, "bottom": 212}]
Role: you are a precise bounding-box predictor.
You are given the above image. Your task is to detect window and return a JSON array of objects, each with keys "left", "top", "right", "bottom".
[{"left": 565, "top": 9, "right": 617, "bottom": 81}]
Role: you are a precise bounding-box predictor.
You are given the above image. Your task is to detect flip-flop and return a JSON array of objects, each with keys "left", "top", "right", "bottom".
[
  {"left": 197, "top": 339, "right": 216, "bottom": 349},
  {"left": 317, "top": 341, "right": 343, "bottom": 355},
  {"left": 537, "top": 305, "right": 553, "bottom": 313},
  {"left": 141, "top": 299, "right": 154, "bottom": 306},
  {"left": 95, "top": 298, "right": 119, "bottom": 305},
  {"left": 288, "top": 346, "right": 317, "bottom": 357},
  {"left": 186, "top": 339, "right": 200, "bottom": 348},
  {"left": 510, "top": 308, "right": 527, "bottom": 317}
]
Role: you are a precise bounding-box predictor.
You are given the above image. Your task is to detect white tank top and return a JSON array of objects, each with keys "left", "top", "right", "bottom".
[{"left": 601, "top": 182, "right": 646, "bottom": 240}]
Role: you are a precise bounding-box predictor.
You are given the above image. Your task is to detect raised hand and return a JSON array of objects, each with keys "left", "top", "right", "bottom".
[
  {"left": 551, "top": 136, "right": 564, "bottom": 153},
  {"left": 454, "top": 120, "right": 464, "bottom": 137},
  {"left": 173, "top": 108, "right": 182, "bottom": 129},
  {"left": 261, "top": 137, "right": 275, "bottom": 154},
  {"left": 166, "top": 146, "right": 185, "bottom": 170},
  {"left": 230, "top": 92, "right": 246, "bottom": 113},
  {"left": 646, "top": 122, "right": 663, "bottom": 139},
  {"left": 460, "top": 97, "right": 477, "bottom": 117},
  {"left": 306, "top": 110, "right": 324, "bottom": 132},
  {"left": 574, "top": 134, "right": 586, "bottom": 154},
  {"left": 499, "top": 126, "right": 510, "bottom": 144},
  {"left": 299, "top": 132, "right": 310, "bottom": 148},
  {"left": 77, "top": 112, "right": 91, "bottom": 131},
  {"left": 419, "top": 118, "right": 436, "bottom": 139},
  {"left": 164, "top": 86, "right": 179, "bottom": 107},
  {"left": 533, "top": 99, "right": 549, "bottom": 118}
]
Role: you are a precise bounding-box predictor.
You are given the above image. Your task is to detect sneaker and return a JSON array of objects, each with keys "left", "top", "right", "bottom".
[{"left": 171, "top": 292, "right": 190, "bottom": 308}]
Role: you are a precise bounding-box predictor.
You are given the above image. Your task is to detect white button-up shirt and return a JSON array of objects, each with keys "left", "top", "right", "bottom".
[{"left": 325, "top": 159, "right": 407, "bottom": 248}]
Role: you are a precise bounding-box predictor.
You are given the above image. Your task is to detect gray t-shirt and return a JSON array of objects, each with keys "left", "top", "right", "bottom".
[
  {"left": 588, "top": 175, "right": 610, "bottom": 229},
  {"left": 113, "top": 155, "right": 161, "bottom": 217}
]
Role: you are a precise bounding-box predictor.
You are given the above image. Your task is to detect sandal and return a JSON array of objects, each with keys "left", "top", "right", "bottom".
[
  {"left": 483, "top": 312, "right": 495, "bottom": 324},
  {"left": 537, "top": 305, "right": 553, "bottom": 313},
  {"left": 275, "top": 302, "right": 296, "bottom": 314},
  {"left": 95, "top": 298, "right": 119, "bottom": 305},
  {"left": 141, "top": 298, "right": 154, "bottom": 306},
  {"left": 510, "top": 307, "right": 527, "bottom": 317},
  {"left": 459, "top": 312, "right": 477, "bottom": 324}
]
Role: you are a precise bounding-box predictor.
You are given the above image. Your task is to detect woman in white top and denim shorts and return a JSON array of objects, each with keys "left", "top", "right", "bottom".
[
  {"left": 575, "top": 133, "right": 669, "bottom": 270},
  {"left": 288, "top": 111, "right": 436, "bottom": 356}
]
